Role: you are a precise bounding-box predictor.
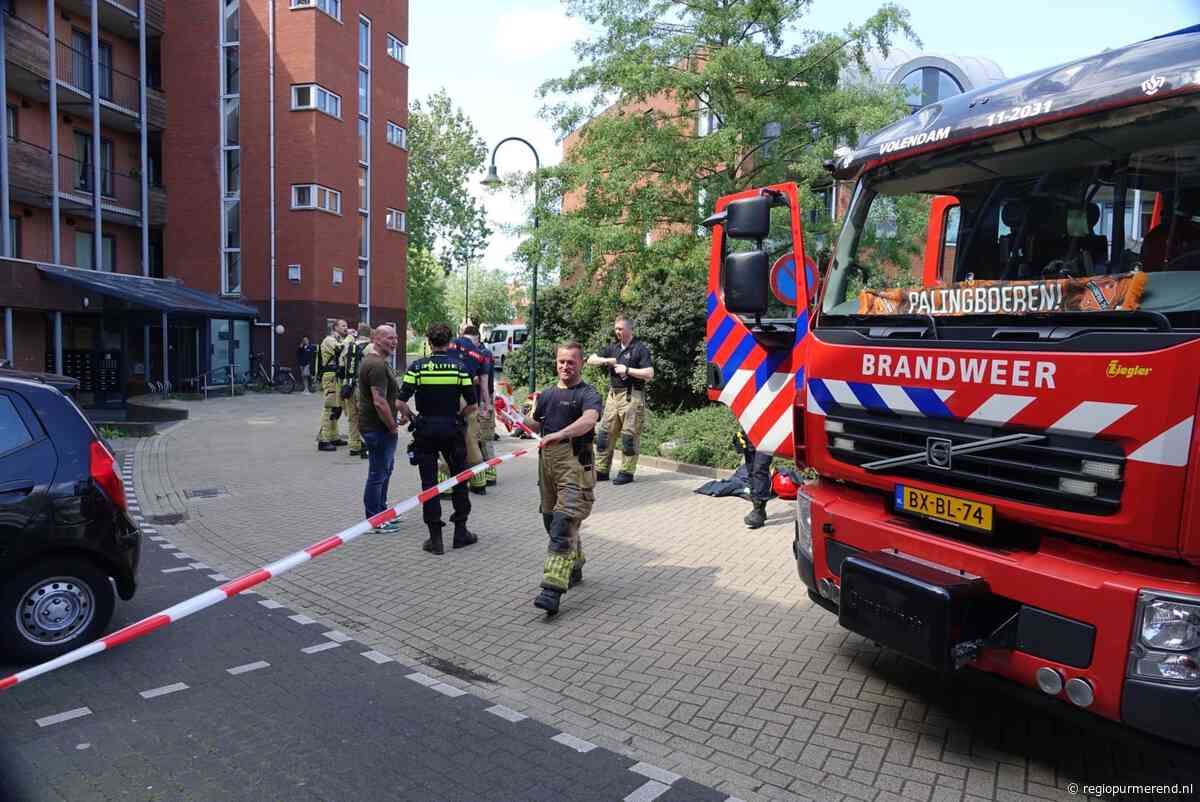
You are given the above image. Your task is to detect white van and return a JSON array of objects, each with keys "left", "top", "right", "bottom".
[{"left": 485, "top": 324, "right": 528, "bottom": 369}]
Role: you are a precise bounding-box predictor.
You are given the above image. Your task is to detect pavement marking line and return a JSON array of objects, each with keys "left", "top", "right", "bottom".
[
  {"left": 226, "top": 661, "right": 270, "bottom": 675},
  {"left": 360, "top": 650, "right": 392, "bottom": 664},
  {"left": 187, "top": 563, "right": 210, "bottom": 570},
  {"left": 139, "top": 682, "right": 189, "bottom": 700},
  {"left": 405, "top": 672, "right": 438, "bottom": 686},
  {"left": 551, "top": 733, "right": 597, "bottom": 753},
  {"left": 258, "top": 600, "right": 284, "bottom": 609},
  {"left": 161, "top": 567, "right": 193, "bottom": 574},
  {"left": 629, "top": 763, "right": 681, "bottom": 785},
  {"left": 430, "top": 682, "right": 467, "bottom": 697},
  {"left": 486, "top": 705, "right": 527, "bottom": 723},
  {"left": 207, "top": 574, "right": 230, "bottom": 581},
  {"left": 172, "top": 552, "right": 192, "bottom": 560},
  {"left": 0, "top": 401, "right": 544, "bottom": 692},
  {"left": 723, "top": 797, "right": 747, "bottom": 802},
  {"left": 289, "top": 614, "right": 316, "bottom": 625},
  {"left": 35, "top": 707, "right": 93, "bottom": 728},
  {"left": 624, "top": 781, "right": 671, "bottom": 802},
  {"left": 148, "top": 536, "right": 167, "bottom": 542},
  {"left": 160, "top": 544, "right": 178, "bottom": 550},
  {"left": 301, "top": 642, "right": 340, "bottom": 654},
  {"left": 141, "top": 528, "right": 158, "bottom": 535},
  {"left": 322, "top": 630, "right": 352, "bottom": 643}
]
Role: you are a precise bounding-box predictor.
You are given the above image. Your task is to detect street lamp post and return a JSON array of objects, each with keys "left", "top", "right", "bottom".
[{"left": 481, "top": 137, "right": 540, "bottom": 395}]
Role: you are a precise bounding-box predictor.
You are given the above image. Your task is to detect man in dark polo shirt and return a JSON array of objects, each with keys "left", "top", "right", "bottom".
[
  {"left": 587, "top": 316, "right": 654, "bottom": 485},
  {"left": 525, "top": 342, "right": 604, "bottom": 616},
  {"left": 356, "top": 324, "right": 401, "bottom": 531}
]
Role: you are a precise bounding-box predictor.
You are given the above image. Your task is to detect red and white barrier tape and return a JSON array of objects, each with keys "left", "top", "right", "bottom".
[{"left": 0, "top": 396, "right": 540, "bottom": 691}]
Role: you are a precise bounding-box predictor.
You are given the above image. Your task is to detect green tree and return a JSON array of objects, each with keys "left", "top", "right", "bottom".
[
  {"left": 405, "top": 248, "right": 452, "bottom": 336},
  {"left": 445, "top": 265, "right": 522, "bottom": 327},
  {"left": 536, "top": 0, "right": 916, "bottom": 292},
  {"left": 406, "top": 89, "right": 491, "bottom": 266}
]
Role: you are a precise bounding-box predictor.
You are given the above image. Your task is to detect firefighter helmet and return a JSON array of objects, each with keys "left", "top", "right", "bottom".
[{"left": 771, "top": 469, "right": 800, "bottom": 500}]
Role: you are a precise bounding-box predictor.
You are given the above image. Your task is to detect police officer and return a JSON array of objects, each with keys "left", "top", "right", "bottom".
[
  {"left": 315, "top": 319, "right": 350, "bottom": 451},
  {"left": 462, "top": 326, "right": 499, "bottom": 486},
  {"left": 445, "top": 326, "right": 489, "bottom": 495},
  {"left": 734, "top": 426, "right": 773, "bottom": 529},
  {"left": 342, "top": 323, "right": 373, "bottom": 459},
  {"left": 587, "top": 316, "right": 654, "bottom": 484},
  {"left": 396, "top": 322, "right": 480, "bottom": 555},
  {"left": 525, "top": 342, "right": 604, "bottom": 616}
]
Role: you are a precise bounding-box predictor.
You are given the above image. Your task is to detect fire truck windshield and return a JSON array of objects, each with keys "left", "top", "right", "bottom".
[{"left": 821, "top": 99, "right": 1200, "bottom": 328}]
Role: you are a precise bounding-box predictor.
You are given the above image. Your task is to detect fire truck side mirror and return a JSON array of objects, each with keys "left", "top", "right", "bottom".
[
  {"left": 724, "top": 250, "right": 770, "bottom": 316},
  {"left": 725, "top": 196, "right": 771, "bottom": 240}
]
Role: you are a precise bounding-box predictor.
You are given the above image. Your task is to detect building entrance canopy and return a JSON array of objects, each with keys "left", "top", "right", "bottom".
[{"left": 35, "top": 264, "right": 258, "bottom": 318}]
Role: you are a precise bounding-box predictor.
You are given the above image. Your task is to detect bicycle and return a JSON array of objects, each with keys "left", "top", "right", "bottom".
[{"left": 248, "top": 353, "right": 296, "bottom": 394}]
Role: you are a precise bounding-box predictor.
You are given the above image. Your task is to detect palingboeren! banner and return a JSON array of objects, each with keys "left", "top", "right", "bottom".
[{"left": 857, "top": 271, "right": 1148, "bottom": 316}]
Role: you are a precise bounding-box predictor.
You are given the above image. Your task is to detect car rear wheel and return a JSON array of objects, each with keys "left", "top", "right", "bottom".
[{"left": 0, "top": 559, "right": 115, "bottom": 662}]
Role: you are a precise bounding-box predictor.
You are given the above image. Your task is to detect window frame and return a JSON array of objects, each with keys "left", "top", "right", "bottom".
[
  {"left": 290, "top": 83, "right": 342, "bottom": 119},
  {"left": 332, "top": 266, "right": 344, "bottom": 286},
  {"left": 74, "top": 231, "right": 117, "bottom": 272},
  {"left": 7, "top": 216, "right": 20, "bottom": 259},
  {"left": 385, "top": 209, "right": 406, "bottom": 232},
  {"left": 291, "top": 183, "right": 342, "bottom": 215},
  {"left": 386, "top": 34, "right": 406, "bottom": 64},
  {"left": 386, "top": 121, "right": 407, "bottom": 149},
  {"left": 289, "top": 0, "right": 341, "bottom": 22},
  {"left": 5, "top": 104, "right": 16, "bottom": 141}
]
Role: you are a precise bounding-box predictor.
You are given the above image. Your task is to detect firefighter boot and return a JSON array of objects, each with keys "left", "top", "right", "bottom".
[
  {"left": 534, "top": 587, "right": 562, "bottom": 615},
  {"left": 452, "top": 522, "right": 478, "bottom": 549},
  {"left": 744, "top": 499, "right": 767, "bottom": 530},
  {"left": 422, "top": 527, "right": 445, "bottom": 555},
  {"left": 569, "top": 564, "right": 583, "bottom": 588}
]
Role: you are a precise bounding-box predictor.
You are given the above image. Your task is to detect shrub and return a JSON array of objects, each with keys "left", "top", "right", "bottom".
[{"left": 642, "top": 404, "right": 744, "bottom": 470}]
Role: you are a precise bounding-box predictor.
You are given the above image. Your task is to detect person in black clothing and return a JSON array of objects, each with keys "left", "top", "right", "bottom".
[
  {"left": 396, "top": 323, "right": 480, "bottom": 555},
  {"left": 586, "top": 316, "right": 654, "bottom": 484},
  {"left": 734, "top": 427, "right": 773, "bottom": 529},
  {"left": 296, "top": 337, "right": 317, "bottom": 393}
]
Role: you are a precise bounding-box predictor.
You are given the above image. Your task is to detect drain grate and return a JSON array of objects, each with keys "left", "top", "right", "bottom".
[
  {"left": 184, "top": 487, "right": 229, "bottom": 499},
  {"left": 145, "top": 512, "right": 187, "bottom": 525},
  {"left": 418, "top": 655, "right": 497, "bottom": 684}
]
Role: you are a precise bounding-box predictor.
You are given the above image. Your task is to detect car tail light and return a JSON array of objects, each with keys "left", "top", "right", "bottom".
[{"left": 90, "top": 440, "right": 127, "bottom": 511}]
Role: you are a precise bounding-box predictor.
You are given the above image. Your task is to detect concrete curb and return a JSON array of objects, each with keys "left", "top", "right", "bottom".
[{"left": 637, "top": 454, "right": 737, "bottom": 480}]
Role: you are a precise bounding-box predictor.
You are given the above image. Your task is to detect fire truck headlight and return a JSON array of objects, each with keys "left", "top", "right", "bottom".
[
  {"left": 1058, "top": 478, "right": 1098, "bottom": 497},
  {"left": 1132, "top": 652, "right": 1200, "bottom": 684},
  {"left": 1140, "top": 599, "right": 1200, "bottom": 652},
  {"left": 796, "top": 489, "right": 813, "bottom": 560},
  {"left": 831, "top": 437, "right": 855, "bottom": 452},
  {"left": 1080, "top": 460, "right": 1121, "bottom": 480}
]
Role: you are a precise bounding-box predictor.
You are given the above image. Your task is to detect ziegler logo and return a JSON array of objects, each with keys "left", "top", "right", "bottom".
[{"left": 1106, "top": 360, "right": 1152, "bottom": 379}]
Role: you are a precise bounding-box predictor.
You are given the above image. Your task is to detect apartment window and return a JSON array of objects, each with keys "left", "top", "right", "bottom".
[
  {"left": 332, "top": 266, "right": 344, "bottom": 285},
  {"left": 358, "top": 118, "right": 368, "bottom": 162},
  {"left": 70, "top": 30, "right": 113, "bottom": 99},
  {"left": 358, "top": 265, "right": 368, "bottom": 305},
  {"left": 357, "top": 69, "right": 369, "bottom": 116},
  {"left": 291, "top": 84, "right": 341, "bottom": 119},
  {"left": 358, "top": 216, "right": 368, "bottom": 258},
  {"left": 6, "top": 217, "right": 20, "bottom": 259},
  {"left": 386, "top": 34, "right": 406, "bottom": 64},
  {"left": 696, "top": 94, "right": 721, "bottom": 137},
  {"left": 358, "top": 15, "right": 372, "bottom": 314},
  {"left": 74, "top": 232, "right": 116, "bottom": 272},
  {"left": 385, "top": 209, "right": 405, "bottom": 232},
  {"left": 358, "top": 20, "right": 370, "bottom": 67},
  {"left": 386, "top": 121, "right": 406, "bottom": 149},
  {"left": 5, "top": 105, "right": 15, "bottom": 141},
  {"left": 73, "top": 132, "right": 114, "bottom": 196},
  {"left": 291, "top": 184, "right": 341, "bottom": 214},
  {"left": 221, "top": 0, "right": 242, "bottom": 295},
  {"left": 289, "top": 0, "right": 340, "bottom": 22},
  {"left": 288, "top": 264, "right": 302, "bottom": 282},
  {"left": 358, "top": 167, "right": 367, "bottom": 212}
]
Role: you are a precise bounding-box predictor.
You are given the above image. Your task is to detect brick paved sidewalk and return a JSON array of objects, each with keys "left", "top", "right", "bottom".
[{"left": 134, "top": 394, "right": 1198, "bottom": 802}]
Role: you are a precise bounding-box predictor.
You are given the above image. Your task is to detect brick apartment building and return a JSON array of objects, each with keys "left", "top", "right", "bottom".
[{"left": 1, "top": 0, "right": 408, "bottom": 405}]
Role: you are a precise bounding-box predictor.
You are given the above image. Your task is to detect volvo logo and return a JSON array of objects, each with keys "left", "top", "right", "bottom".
[{"left": 926, "top": 437, "right": 953, "bottom": 470}]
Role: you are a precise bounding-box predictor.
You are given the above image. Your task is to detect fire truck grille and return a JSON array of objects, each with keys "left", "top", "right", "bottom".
[{"left": 824, "top": 409, "right": 1125, "bottom": 514}]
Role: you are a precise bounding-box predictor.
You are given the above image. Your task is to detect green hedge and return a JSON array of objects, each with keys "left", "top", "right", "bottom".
[{"left": 641, "top": 404, "right": 744, "bottom": 470}]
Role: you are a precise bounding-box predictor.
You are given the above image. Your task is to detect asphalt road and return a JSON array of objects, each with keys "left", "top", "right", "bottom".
[{"left": 0, "top": 452, "right": 730, "bottom": 802}]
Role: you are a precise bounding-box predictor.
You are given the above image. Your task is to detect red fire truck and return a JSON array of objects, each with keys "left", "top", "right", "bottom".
[{"left": 705, "top": 26, "right": 1200, "bottom": 746}]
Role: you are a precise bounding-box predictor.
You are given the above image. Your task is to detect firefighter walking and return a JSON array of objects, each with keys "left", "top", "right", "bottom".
[
  {"left": 342, "top": 323, "right": 373, "bottom": 458},
  {"left": 315, "top": 319, "right": 350, "bottom": 451},
  {"left": 396, "top": 323, "right": 480, "bottom": 555},
  {"left": 525, "top": 342, "right": 604, "bottom": 616},
  {"left": 587, "top": 316, "right": 654, "bottom": 484}
]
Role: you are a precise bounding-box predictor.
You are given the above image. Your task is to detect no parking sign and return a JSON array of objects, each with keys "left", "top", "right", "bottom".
[{"left": 769, "top": 252, "right": 818, "bottom": 307}]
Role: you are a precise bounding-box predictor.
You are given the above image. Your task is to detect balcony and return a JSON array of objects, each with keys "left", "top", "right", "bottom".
[
  {"left": 56, "top": 0, "right": 145, "bottom": 41},
  {"left": 146, "top": 86, "right": 165, "bottom": 131},
  {"left": 4, "top": 13, "right": 51, "bottom": 86},
  {"left": 57, "top": 150, "right": 143, "bottom": 223},
  {"left": 7, "top": 137, "right": 54, "bottom": 206},
  {"left": 55, "top": 38, "right": 141, "bottom": 132}
]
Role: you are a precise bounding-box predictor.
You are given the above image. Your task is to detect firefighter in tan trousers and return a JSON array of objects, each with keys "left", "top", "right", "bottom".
[
  {"left": 524, "top": 342, "right": 605, "bottom": 616},
  {"left": 587, "top": 316, "right": 654, "bottom": 485},
  {"left": 342, "top": 323, "right": 373, "bottom": 458},
  {"left": 315, "top": 319, "right": 350, "bottom": 451}
]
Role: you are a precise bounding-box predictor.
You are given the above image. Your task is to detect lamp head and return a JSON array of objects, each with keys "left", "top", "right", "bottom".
[{"left": 481, "top": 164, "right": 502, "bottom": 188}]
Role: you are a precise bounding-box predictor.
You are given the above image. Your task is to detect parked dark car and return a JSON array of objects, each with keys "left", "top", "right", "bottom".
[{"left": 0, "top": 371, "right": 140, "bottom": 661}]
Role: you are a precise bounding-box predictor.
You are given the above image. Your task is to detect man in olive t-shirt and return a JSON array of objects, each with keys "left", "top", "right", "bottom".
[{"left": 356, "top": 325, "right": 401, "bottom": 525}]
